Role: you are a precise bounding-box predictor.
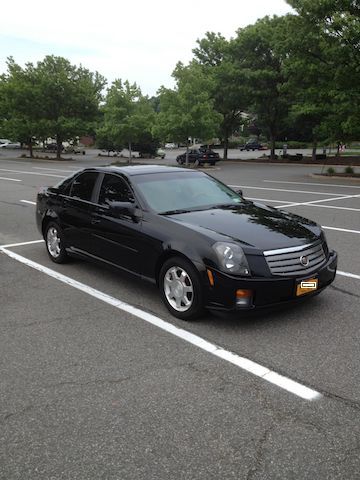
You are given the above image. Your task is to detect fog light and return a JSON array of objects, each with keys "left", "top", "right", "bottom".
[{"left": 235, "top": 289, "right": 253, "bottom": 308}]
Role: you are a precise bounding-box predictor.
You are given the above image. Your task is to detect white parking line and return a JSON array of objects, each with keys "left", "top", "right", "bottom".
[
  {"left": 0, "top": 176, "right": 22, "bottom": 182},
  {"left": 33, "top": 167, "right": 77, "bottom": 173},
  {"left": 229, "top": 184, "right": 347, "bottom": 196},
  {"left": 323, "top": 226, "right": 360, "bottom": 234},
  {"left": 337, "top": 271, "right": 360, "bottom": 280},
  {"left": 0, "top": 245, "right": 322, "bottom": 401},
  {"left": 246, "top": 197, "right": 360, "bottom": 212},
  {"left": 264, "top": 180, "right": 360, "bottom": 190},
  {"left": 299, "top": 204, "right": 360, "bottom": 213},
  {"left": 0, "top": 168, "right": 64, "bottom": 178},
  {"left": 0, "top": 239, "right": 44, "bottom": 249},
  {"left": 20, "top": 200, "right": 36, "bottom": 205},
  {"left": 246, "top": 197, "right": 293, "bottom": 204},
  {"left": 275, "top": 193, "right": 360, "bottom": 209}
]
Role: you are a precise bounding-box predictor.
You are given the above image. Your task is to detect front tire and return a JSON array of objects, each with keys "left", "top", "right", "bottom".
[
  {"left": 45, "top": 221, "right": 68, "bottom": 263},
  {"left": 159, "top": 257, "right": 205, "bottom": 320}
]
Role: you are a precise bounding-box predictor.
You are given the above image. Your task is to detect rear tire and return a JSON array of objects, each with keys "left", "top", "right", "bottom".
[
  {"left": 159, "top": 257, "right": 205, "bottom": 320},
  {"left": 44, "top": 221, "right": 68, "bottom": 264}
]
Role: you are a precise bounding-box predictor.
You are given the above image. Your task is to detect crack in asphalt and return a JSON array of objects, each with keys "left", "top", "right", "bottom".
[
  {"left": 329, "top": 284, "right": 360, "bottom": 299},
  {"left": 245, "top": 423, "right": 276, "bottom": 480},
  {"left": 45, "top": 376, "right": 131, "bottom": 388}
]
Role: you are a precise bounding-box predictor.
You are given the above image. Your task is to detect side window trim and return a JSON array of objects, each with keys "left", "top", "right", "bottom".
[
  {"left": 68, "top": 170, "right": 99, "bottom": 202},
  {"left": 96, "top": 173, "right": 137, "bottom": 206}
]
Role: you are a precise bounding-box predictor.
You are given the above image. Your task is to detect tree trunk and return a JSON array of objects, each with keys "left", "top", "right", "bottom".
[
  {"left": 56, "top": 136, "right": 62, "bottom": 160},
  {"left": 28, "top": 138, "right": 33, "bottom": 158},
  {"left": 223, "top": 136, "right": 228, "bottom": 161},
  {"left": 270, "top": 134, "right": 276, "bottom": 160},
  {"left": 128, "top": 141, "right": 132, "bottom": 164},
  {"left": 312, "top": 140, "right": 317, "bottom": 162},
  {"left": 185, "top": 143, "right": 189, "bottom": 167}
]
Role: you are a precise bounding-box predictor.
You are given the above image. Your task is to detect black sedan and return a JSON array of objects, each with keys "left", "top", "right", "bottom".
[
  {"left": 176, "top": 149, "right": 220, "bottom": 166},
  {"left": 36, "top": 165, "right": 337, "bottom": 320},
  {"left": 239, "top": 141, "right": 267, "bottom": 151}
]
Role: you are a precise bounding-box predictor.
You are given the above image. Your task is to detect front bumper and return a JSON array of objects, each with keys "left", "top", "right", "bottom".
[{"left": 204, "top": 250, "right": 337, "bottom": 312}]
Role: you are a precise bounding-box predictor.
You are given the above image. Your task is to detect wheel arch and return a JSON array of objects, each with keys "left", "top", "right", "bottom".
[
  {"left": 41, "top": 211, "right": 60, "bottom": 237},
  {"left": 154, "top": 249, "right": 204, "bottom": 287}
]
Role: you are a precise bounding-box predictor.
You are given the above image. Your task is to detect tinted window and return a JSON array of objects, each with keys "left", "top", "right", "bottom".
[
  {"left": 70, "top": 172, "right": 98, "bottom": 201},
  {"left": 98, "top": 174, "right": 134, "bottom": 206}
]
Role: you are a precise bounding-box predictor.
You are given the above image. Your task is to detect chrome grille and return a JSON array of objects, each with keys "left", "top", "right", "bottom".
[{"left": 264, "top": 241, "right": 326, "bottom": 276}]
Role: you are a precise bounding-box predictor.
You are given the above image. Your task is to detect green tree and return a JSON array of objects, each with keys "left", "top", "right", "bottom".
[
  {"left": 155, "top": 62, "right": 221, "bottom": 165},
  {"left": 230, "top": 16, "right": 292, "bottom": 158},
  {"left": 286, "top": 0, "right": 360, "bottom": 143},
  {"left": 0, "top": 58, "right": 42, "bottom": 157},
  {"left": 193, "top": 32, "right": 248, "bottom": 159},
  {"left": 100, "top": 80, "right": 156, "bottom": 163},
  {"left": 0, "top": 56, "right": 105, "bottom": 159}
]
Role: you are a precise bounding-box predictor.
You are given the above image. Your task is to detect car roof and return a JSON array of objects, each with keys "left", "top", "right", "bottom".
[{"left": 85, "top": 165, "right": 197, "bottom": 176}]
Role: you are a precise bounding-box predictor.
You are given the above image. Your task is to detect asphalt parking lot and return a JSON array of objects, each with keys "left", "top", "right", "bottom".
[{"left": 1, "top": 152, "right": 360, "bottom": 479}]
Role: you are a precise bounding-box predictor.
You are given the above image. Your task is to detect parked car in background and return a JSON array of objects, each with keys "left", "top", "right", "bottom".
[
  {"left": 165, "top": 143, "right": 176, "bottom": 149},
  {"left": 64, "top": 145, "right": 86, "bottom": 155},
  {"left": 176, "top": 148, "right": 220, "bottom": 166},
  {"left": 46, "top": 143, "right": 64, "bottom": 152},
  {"left": 0, "top": 140, "right": 21, "bottom": 148},
  {"left": 239, "top": 140, "right": 267, "bottom": 151},
  {"left": 156, "top": 148, "right": 166, "bottom": 159},
  {"left": 36, "top": 165, "right": 337, "bottom": 320}
]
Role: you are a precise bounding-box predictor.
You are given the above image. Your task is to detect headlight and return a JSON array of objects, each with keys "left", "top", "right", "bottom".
[{"left": 213, "top": 242, "right": 250, "bottom": 275}]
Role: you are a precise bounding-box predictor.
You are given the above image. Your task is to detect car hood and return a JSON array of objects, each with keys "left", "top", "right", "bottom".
[{"left": 167, "top": 202, "right": 321, "bottom": 251}]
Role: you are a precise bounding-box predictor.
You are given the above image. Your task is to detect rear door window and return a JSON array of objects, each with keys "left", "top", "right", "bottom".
[
  {"left": 98, "top": 174, "right": 134, "bottom": 206},
  {"left": 70, "top": 172, "right": 98, "bottom": 202}
]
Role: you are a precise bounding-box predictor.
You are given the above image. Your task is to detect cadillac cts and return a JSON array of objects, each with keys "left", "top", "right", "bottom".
[{"left": 36, "top": 165, "right": 337, "bottom": 320}]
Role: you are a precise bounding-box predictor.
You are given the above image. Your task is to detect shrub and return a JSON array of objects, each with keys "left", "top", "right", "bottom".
[
  {"left": 345, "top": 166, "right": 354, "bottom": 174},
  {"left": 327, "top": 167, "right": 336, "bottom": 175}
]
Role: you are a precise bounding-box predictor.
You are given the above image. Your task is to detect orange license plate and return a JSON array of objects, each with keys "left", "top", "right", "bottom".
[{"left": 296, "top": 278, "right": 318, "bottom": 296}]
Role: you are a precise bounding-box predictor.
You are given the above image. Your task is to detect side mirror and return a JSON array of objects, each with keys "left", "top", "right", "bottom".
[
  {"left": 109, "top": 201, "right": 136, "bottom": 217},
  {"left": 235, "top": 188, "right": 243, "bottom": 196}
]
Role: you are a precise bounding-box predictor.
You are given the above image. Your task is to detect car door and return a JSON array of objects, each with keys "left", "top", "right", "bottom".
[
  {"left": 89, "top": 173, "right": 144, "bottom": 274},
  {"left": 60, "top": 171, "right": 100, "bottom": 253}
]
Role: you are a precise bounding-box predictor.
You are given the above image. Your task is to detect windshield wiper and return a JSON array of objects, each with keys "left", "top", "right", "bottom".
[
  {"left": 159, "top": 208, "right": 193, "bottom": 215},
  {"left": 212, "top": 203, "right": 242, "bottom": 209}
]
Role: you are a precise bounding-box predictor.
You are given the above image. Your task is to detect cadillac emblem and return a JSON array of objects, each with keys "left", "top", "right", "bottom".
[{"left": 300, "top": 255, "right": 309, "bottom": 267}]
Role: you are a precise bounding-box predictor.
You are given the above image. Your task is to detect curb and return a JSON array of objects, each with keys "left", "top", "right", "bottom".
[{"left": 310, "top": 173, "right": 360, "bottom": 182}]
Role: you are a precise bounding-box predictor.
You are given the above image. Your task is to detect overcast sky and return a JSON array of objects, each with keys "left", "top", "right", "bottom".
[{"left": 1, "top": 0, "right": 293, "bottom": 96}]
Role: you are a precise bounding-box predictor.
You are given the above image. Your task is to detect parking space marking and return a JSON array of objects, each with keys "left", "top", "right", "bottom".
[
  {"left": 264, "top": 180, "right": 360, "bottom": 190},
  {"left": 0, "top": 176, "right": 22, "bottom": 182},
  {"left": 301, "top": 204, "right": 360, "bottom": 213},
  {"left": 246, "top": 197, "right": 360, "bottom": 211},
  {"left": 322, "top": 226, "right": 360, "bottom": 234},
  {"left": 229, "top": 185, "right": 348, "bottom": 196},
  {"left": 20, "top": 200, "right": 36, "bottom": 205},
  {"left": 337, "top": 271, "right": 360, "bottom": 280},
  {"left": 275, "top": 193, "right": 360, "bottom": 209},
  {"left": 33, "top": 167, "right": 78, "bottom": 173},
  {"left": 0, "top": 239, "right": 44, "bottom": 249},
  {"left": 246, "top": 197, "right": 293, "bottom": 204},
  {"left": 0, "top": 245, "right": 322, "bottom": 401},
  {"left": 0, "top": 168, "right": 64, "bottom": 178}
]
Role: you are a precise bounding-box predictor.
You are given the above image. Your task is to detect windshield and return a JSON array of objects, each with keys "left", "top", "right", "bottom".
[{"left": 133, "top": 171, "right": 243, "bottom": 213}]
